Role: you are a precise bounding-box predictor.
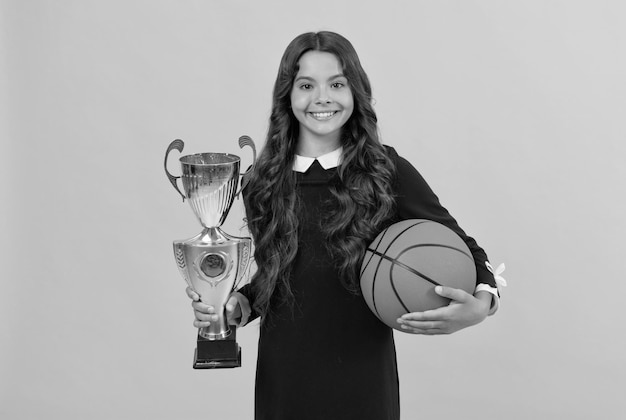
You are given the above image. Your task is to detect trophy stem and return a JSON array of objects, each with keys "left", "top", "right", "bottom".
[{"left": 201, "top": 226, "right": 229, "bottom": 244}]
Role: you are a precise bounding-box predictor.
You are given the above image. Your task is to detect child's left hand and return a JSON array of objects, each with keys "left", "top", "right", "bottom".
[{"left": 397, "top": 286, "right": 491, "bottom": 335}]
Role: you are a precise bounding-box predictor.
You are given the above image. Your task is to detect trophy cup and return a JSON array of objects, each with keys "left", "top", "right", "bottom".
[{"left": 164, "top": 136, "right": 256, "bottom": 369}]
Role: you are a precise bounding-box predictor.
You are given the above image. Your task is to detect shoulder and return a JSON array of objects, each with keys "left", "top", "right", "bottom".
[
  {"left": 382, "top": 145, "right": 413, "bottom": 168},
  {"left": 382, "top": 145, "right": 425, "bottom": 182},
  {"left": 383, "top": 144, "right": 399, "bottom": 162}
]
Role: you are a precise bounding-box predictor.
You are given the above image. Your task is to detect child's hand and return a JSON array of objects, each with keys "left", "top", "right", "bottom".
[
  {"left": 185, "top": 287, "right": 252, "bottom": 328},
  {"left": 396, "top": 286, "right": 491, "bottom": 335},
  {"left": 225, "top": 291, "right": 252, "bottom": 326}
]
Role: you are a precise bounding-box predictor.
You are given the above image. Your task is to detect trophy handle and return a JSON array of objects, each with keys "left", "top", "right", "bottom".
[
  {"left": 233, "top": 240, "right": 252, "bottom": 290},
  {"left": 237, "top": 135, "right": 257, "bottom": 196},
  {"left": 164, "top": 139, "right": 186, "bottom": 201}
]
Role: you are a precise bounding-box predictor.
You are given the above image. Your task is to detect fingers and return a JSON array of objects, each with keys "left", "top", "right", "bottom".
[
  {"left": 192, "top": 310, "right": 217, "bottom": 328},
  {"left": 186, "top": 290, "right": 250, "bottom": 329},
  {"left": 190, "top": 297, "right": 218, "bottom": 328},
  {"left": 224, "top": 295, "right": 241, "bottom": 325},
  {"left": 398, "top": 313, "right": 447, "bottom": 335},
  {"left": 193, "top": 318, "right": 213, "bottom": 329},
  {"left": 225, "top": 295, "right": 238, "bottom": 314},
  {"left": 397, "top": 287, "right": 483, "bottom": 335},
  {"left": 225, "top": 292, "right": 253, "bottom": 326},
  {"left": 186, "top": 287, "right": 214, "bottom": 327},
  {"left": 397, "top": 292, "right": 454, "bottom": 334},
  {"left": 398, "top": 320, "right": 444, "bottom": 330},
  {"left": 191, "top": 299, "right": 216, "bottom": 314},
  {"left": 185, "top": 286, "right": 200, "bottom": 301},
  {"left": 400, "top": 305, "right": 451, "bottom": 322},
  {"left": 434, "top": 285, "right": 471, "bottom": 302},
  {"left": 400, "top": 326, "right": 446, "bottom": 335}
]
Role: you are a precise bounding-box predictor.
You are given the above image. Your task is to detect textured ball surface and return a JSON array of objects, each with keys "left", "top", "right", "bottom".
[{"left": 360, "top": 219, "right": 476, "bottom": 331}]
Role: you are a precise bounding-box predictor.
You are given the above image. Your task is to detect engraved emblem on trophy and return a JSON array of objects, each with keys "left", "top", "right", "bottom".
[{"left": 164, "top": 136, "right": 256, "bottom": 369}]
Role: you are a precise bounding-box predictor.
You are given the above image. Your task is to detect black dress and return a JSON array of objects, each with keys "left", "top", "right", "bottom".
[{"left": 239, "top": 147, "right": 496, "bottom": 420}]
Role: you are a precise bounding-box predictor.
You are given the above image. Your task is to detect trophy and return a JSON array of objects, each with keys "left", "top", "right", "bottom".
[{"left": 164, "top": 136, "right": 256, "bottom": 369}]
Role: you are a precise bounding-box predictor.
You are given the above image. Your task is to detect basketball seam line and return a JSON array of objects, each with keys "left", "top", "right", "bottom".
[
  {"left": 367, "top": 228, "right": 392, "bottom": 320},
  {"left": 398, "top": 243, "right": 474, "bottom": 261},
  {"left": 364, "top": 220, "right": 428, "bottom": 320},
  {"left": 368, "top": 248, "right": 443, "bottom": 287}
]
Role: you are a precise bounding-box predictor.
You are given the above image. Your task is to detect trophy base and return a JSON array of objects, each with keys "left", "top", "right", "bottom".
[{"left": 193, "top": 327, "right": 242, "bottom": 369}]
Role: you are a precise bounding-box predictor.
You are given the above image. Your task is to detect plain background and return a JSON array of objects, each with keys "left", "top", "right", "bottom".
[{"left": 1, "top": 1, "right": 625, "bottom": 419}]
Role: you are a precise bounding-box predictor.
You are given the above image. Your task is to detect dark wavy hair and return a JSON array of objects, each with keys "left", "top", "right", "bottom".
[{"left": 243, "top": 31, "right": 396, "bottom": 319}]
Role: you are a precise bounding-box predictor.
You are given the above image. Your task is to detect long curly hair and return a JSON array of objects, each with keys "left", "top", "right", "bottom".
[{"left": 243, "top": 31, "right": 396, "bottom": 319}]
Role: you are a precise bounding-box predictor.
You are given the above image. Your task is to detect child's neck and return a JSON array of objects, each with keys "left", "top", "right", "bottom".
[{"left": 296, "top": 136, "right": 341, "bottom": 158}]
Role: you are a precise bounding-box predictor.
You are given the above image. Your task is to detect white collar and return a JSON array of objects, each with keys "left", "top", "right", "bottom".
[{"left": 292, "top": 147, "right": 343, "bottom": 173}]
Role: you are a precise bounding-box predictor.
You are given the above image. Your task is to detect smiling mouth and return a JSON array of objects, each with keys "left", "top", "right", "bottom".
[{"left": 309, "top": 111, "right": 338, "bottom": 120}]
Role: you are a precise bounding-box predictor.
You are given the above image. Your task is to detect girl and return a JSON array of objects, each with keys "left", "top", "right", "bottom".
[{"left": 187, "top": 31, "right": 500, "bottom": 420}]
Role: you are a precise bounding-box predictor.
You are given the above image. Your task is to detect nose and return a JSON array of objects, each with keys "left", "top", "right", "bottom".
[
  {"left": 315, "top": 87, "right": 332, "bottom": 104},
  {"left": 315, "top": 96, "right": 331, "bottom": 105}
]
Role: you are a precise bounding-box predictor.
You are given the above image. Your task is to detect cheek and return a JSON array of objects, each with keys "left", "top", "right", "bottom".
[
  {"left": 290, "top": 89, "right": 307, "bottom": 108},
  {"left": 341, "top": 90, "right": 355, "bottom": 111},
  {"left": 343, "top": 96, "right": 355, "bottom": 119}
]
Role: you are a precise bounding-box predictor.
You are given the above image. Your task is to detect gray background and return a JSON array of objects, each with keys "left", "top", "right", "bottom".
[{"left": 2, "top": 1, "right": 625, "bottom": 419}]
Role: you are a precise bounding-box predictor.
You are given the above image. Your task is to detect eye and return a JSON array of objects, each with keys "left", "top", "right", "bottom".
[
  {"left": 331, "top": 82, "right": 345, "bottom": 89},
  {"left": 299, "top": 83, "right": 313, "bottom": 90}
]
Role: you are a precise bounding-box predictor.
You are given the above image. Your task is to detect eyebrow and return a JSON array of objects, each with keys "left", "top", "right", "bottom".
[{"left": 294, "top": 74, "right": 346, "bottom": 83}]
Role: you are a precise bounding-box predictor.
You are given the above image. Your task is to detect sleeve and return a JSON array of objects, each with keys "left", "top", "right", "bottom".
[{"left": 388, "top": 147, "right": 499, "bottom": 306}]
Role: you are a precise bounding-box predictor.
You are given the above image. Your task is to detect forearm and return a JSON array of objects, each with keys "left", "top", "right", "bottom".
[{"left": 473, "top": 290, "right": 493, "bottom": 317}]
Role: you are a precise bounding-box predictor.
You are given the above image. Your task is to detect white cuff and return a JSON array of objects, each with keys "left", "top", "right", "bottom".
[
  {"left": 480, "top": 262, "right": 508, "bottom": 316},
  {"left": 475, "top": 284, "right": 500, "bottom": 315}
]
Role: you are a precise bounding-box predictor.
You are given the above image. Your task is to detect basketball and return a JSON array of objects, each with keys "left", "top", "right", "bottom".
[{"left": 360, "top": 219, "right": 476, "bottom": 331}]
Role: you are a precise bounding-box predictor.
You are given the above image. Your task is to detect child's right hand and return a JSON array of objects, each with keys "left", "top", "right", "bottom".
[{"left": 185, "top": 287, "right": 251, "bottom": 328}]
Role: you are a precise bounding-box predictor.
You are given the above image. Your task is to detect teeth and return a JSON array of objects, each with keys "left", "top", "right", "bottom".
[{"left": 311, "top": 111, "right": 336, "bottom": 119}]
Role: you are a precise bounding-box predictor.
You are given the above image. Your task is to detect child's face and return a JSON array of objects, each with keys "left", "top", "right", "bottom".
[{"left": 290, "top": 51, "right": 354, "bottom": 149}]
